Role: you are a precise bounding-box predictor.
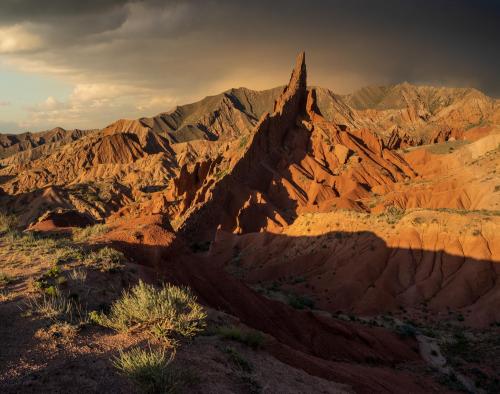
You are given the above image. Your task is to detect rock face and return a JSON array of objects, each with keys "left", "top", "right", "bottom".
[
  {"left": 103, "top": 86, "right": 284, "bottom": 143},
  {"left": 171, "top": 53, "right": 417, "bottom": 240},
  {"left": 428, "top": 127, "right": 464, "bottom": 143},
  {"left": 159, "top": 53, "right": 500, "bottom": 329},
  {"left": 385, "top": 127, "right": 423, "bottom": 149}
]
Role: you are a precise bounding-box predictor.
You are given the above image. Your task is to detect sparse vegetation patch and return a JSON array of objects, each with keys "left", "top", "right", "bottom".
[
  {"left": 217, "top": 326, "right": 264, "bottom": 349},
  {"left": 378, "top": 205, "right": 405, "bottom": 224},
  {"left": 287, "top": 293, "right": 315, "bottom": 310},
  {"left": 84, "top": 246, "right": 126, "bottom": 272},
  {"left": 114, "top": 346, "right": 194, "bottom": 394},
  {"left": 91, "top": 280, "right": 206, "bottom": 344},
  {"left": 72, "top": 224, "right": 109, "bottom": 242},
  {"left": 0, "top": 271, "right": 12, "bottom": 286},
  {"left": 26, "top": 288, "right": 88, "bottom": 326},
  {"left": 0, "top": 212, "right": 18, "bottom": 233},
  {"left": 224, "top": 346, "right": 254, "bottom": 373}
]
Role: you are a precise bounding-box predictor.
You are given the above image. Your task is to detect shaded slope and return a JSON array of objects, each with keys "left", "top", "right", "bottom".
[
  {"left": 101, "top": 214, "right": 444, "bottom": 393},
  {"left": 103, "top": 86, "right": 284, "bottom": 143},
  {"left": 211, "top": 209, "right": 500, "bottom": 327}
]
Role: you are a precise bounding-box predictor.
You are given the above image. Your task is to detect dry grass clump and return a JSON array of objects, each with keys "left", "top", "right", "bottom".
[
  {"left": 54, "top": 246, "right": 85, "bottom": 265},
  {"left": 72, "top": 224, "right": 109, "bottom": 242},
  {"left": 84, "top": 246, "right": 125, "bottom": 272},
  {"left": 223, "top": 346, "right": 254, "bottom": 373},
  {"left": 69, "top": 267, "right": 87, "bottom": 283},
  {"left": 378, "top": 205, "right": 405, "bottom": 224},
  {"left": 217, "top": 326, "right": 264, "bottom": 349},
  {"left": 91, "top": 280, "right": 206, "bottom": 343},
  {"left": 106, "top": 283, "right": 204, "bottom": 392},
  {"left": 114, "top": 346, "right": 193, "bottom": 394},
  {"left": 4, "top": 231, "right": 73, "bottom": 256},
  {"left": 0, "top": 272, "right": 12, "bottom": 286},
  {"left": 26, "top": 288, "right": 88, "bottom": 325},
  {"left": 0, "top": 212, "right": 18, "bottom": 233}
]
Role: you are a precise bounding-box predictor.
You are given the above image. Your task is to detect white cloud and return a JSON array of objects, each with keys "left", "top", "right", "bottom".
[
  {"left": 38, "top": 96, "right": 67, "bottom": 111},
  {"left": 0, "top": 24, "right": 43, "bottom": 54},
  {"left": 70, "top": 83, "right": 139, "bottom": 103},
  {"left": 136, "top": 95, "right": 177, "bottom": 112},
  {"left": 20, "top": 82, "right": 179, "bottom": 130}
]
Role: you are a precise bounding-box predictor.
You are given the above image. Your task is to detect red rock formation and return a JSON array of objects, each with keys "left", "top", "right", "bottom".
[
  {"left": 385, "top": 127, "right": 423, "bottom": 149},
  {"left": 429, "top": 127, "right": 464, "bottom": 143},
  {"left": 170, "top": 53, "right": 417, "bottom": 240}
]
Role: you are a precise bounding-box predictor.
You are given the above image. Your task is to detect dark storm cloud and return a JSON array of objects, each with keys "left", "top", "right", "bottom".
[
  {"left": 0, "top": 0, "right": 129, "bottom": 20},
  {"left": 1, "top": 0, "right": 499, "bottom": 117}
]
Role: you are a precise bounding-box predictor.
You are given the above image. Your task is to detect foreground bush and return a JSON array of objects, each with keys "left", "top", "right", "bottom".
[
  {"left": 92, "top": 281, "right": 206, "bottom": 342},
  {"left": 114, "top": 347, "right": 190, "bottom": 394}
]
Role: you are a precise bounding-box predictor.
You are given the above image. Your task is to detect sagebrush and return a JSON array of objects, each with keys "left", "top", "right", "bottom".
[
  {"left": 91, "top": 280, "right": 206, "bottom": 343},
  {"left": 114, "top": 346, "right": 193, "bottom": 394}
]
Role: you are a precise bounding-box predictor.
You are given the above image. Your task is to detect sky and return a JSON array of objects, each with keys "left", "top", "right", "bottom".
[{"left": 0, "top": 0, "right": 498, "bottom": 133}]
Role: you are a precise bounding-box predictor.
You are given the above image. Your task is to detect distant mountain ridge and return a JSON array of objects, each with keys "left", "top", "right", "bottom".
[
  {"left": 1, "top": 81, "right": 498, "bottom": 166},
  {"left": 103, "top": 82, "right": 499, "bottom": 144},
  {"left": 0, "top": 128, "right": 94, "bottom": 161},
  {"left": 103, "top": 86, "right": 284, "bottom": 143}
]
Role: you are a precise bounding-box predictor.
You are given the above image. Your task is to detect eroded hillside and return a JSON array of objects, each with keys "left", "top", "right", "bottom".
[{"left": 1, "top": 52, "right": 499, "bottom": 393}]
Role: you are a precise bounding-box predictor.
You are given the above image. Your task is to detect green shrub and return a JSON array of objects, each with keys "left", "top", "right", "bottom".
[
  {"left": 217, "top": 326, "right": 264, "bottom": 349},
  {"left": 44, "top": 265, "right": 61, "bottom": 278},
  {"left": 92, "top": 281, "right": 206, "bottom": 343},
  {"left": 0, "top": 272, "right": 12, "bottom": 286},
  {"left": 412, "top": 216, "right": 425, "bottom": 225},
  {"left": 287, "top": 293, "right": 315, "bottom": 310},
  {"left": 84, "top": 246, "right": 125, "bottom": 272},
  {"left": 114, "top": 346, "right": 192, "bottom": 394},
  {"left": 44, "top": 285, "right": 59, "bottom": 296},
  {"left": 238, "top": 135, "right": 249, "bottom": 149},
  {"left": 54, "top": 246, "right": 84, "bottom": 265},
  {"left": 379, "top": 205, "right": 405, "bottom": 224},
  {"left": 224, "top": 346, "right": 253, "bottom": 373},
  {"left": 72, "top": 224, "right": 109, "bottom": 242},
  {"left": 396, "top": 323, "right": 418, "bottom": 338}
]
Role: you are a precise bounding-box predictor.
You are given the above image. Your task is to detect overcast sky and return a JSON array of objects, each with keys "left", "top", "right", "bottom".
[{"left": 0, "top": 0, "right": 498, "bottom": 133}]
